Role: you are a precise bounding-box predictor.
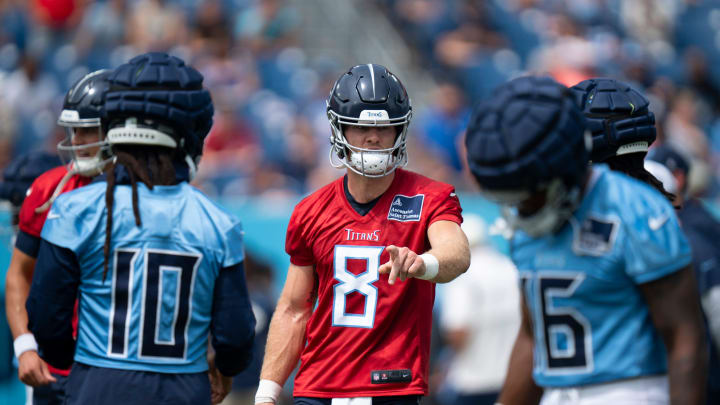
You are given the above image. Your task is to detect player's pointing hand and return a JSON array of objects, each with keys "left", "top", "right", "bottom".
[{"left": 379, "top": 245, "right": 426, "bottom": 285}]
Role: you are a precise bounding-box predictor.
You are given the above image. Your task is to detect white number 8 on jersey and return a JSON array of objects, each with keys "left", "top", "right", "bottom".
[{"left": 332, "top": 245, "right": 384, "bottom": 328}]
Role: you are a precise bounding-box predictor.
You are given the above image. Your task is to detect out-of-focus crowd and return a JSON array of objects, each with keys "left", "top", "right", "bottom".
[
  {"left": 1, "top": 0, "right": 720, "bottom": 205},
  {"left": 380, "top": 0, "right": 720, "bottom": 204}
]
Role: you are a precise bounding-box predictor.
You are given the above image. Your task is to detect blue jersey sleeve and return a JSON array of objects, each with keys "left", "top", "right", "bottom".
[
  {"left": 622, "top": 188, "right": 692, "bottom": 284},
  {"left": 221, "top": 220, "right": 245, "bottom": 268},
  {"left": 26, "top": 240, "right": 80, "bottom": 370},
  {"left": 210, "top": 261, "right": 256, "bottom": 376}
]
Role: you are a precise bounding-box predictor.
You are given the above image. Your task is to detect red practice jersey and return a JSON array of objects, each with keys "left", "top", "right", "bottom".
[
  {"left": 19, "top": 165, "right": 92, "bottom": 238},
  {"left": 17, "top": 165, "right": 91, "bottom": 376},
  {"left": 286, "top": 169, "right": 463, "bottom": 397}
]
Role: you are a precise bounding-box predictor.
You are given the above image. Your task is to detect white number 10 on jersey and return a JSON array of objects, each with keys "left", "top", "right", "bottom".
[{"left": 332, "top": 245, "right": 384, "bottom": 328}]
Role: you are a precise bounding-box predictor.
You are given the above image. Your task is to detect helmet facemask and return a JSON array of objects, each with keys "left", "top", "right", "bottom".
[
  {"left": 483, "top": 178, "right": 584, "bottom": 237},
  {"left": 57, "top": 112, "right": 113, "bottom": 177},
  {"left": 328, "top": 108, "right": 411, "bottom": 178}
]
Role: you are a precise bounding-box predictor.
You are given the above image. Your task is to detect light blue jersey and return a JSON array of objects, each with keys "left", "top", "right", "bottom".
[
  {"left": 41, "top": 181, "right": 245, "bottom": 374},
  {"left": 511, "top": 165, "right": 691, "bottom": 387}
]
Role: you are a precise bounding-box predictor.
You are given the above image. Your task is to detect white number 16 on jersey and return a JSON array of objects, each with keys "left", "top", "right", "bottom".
[{"left": 332, "top": 245, "right": 384, "bottom": 328}]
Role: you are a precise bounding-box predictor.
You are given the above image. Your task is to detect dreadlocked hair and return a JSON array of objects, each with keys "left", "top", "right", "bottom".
[
  {"left": 102, "top": 144, "right": 178, "bottom": 282},
  {"left": 605, "top": 152, "right": 677, "bottom": 204}
]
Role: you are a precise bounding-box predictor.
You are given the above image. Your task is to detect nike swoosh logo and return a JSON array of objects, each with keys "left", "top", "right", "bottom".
[
  {"left": 46, "top": 212, "right": 60, "bottom": 219},
  {"left": 648, "top": 213, "right": 669, "bottom": 230}
]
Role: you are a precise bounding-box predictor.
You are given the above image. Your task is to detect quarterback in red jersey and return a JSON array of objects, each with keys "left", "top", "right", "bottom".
[
  {"left": 256, "top": 64, "right": 470, "bottom": 405},
  {"left": 5, "top": 70, "right": 112, "bottom": 405}
]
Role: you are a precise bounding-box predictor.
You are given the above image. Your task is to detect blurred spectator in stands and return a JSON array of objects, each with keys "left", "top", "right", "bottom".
[
  {"left": 386, "top": 0, "right": 458, "bottom": 66},
  {"left": 194, "top": 101, "right": 260, "bottom": 198},
  {"left": 234, "top": 0, "right": 300, "bottom": 54},
  {"left": 281, "top": 114, "right": 319, "bottom": 191},
  {"left": 646, "top": 145, "right": 720, "bottom": 404},
  {"left": 73, "top": 0, "right": 127, "bottom": 66},
  {"left": 663, "top": 88, "right": 714, "bottom": 196},
  {"left": 127, "top": 0, "right": 187, "bottom": 51},
  {"left": 619, "top": 0, "right": 677, "bottom": 47},
  {"left": 191, "top": 0, "right": 230, "bottom": 52},
  {"left": 433, "top": 17, "right": 507, "bottom": 99},
  {"left": 665, "top": 88, "right": 709, "bottom": 161},
  {"left": 439, "top": 214, "right": 520, "bottom": 405},
  {"left": 30, "top": 0, "right": 85, "bottom": 31},
  {"left": 683, "top": 47, "right": 720, "bottom": 116},
  {"left": 416, "top": 81, "right": 470, "bottom": 174},
  {"left": 2, "top": 52, "right": 60, "bottom": 155},
  {"left": 0, "top": 99, "right": 17, "bottom": 170}
]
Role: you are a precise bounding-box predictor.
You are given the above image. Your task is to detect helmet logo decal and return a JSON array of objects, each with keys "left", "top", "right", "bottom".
[
  {"left": 60, "top": 110, "right": 80, "bottom": 122},
  {"left": 359, "top": 110, "right": 389, "bottom": 122}
]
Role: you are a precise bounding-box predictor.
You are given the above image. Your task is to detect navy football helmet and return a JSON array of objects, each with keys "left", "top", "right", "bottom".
[
  {"left": 327, "top": 64, "right": 412, "bottom": 177},
  {"left": 569, "top": 78, "right": 656, "bottom": 162},
  {"left": 57, "top": 69, "right": 113, "bottom": 176},
  {"left": 103, "top": 52, "right": 214, "bottom": 178},
  {"left": 0, "top": 151, "right": 62, "bottom": 208},
  {"left": 465, "top": 76, "right": 590, "bottom": 237}
]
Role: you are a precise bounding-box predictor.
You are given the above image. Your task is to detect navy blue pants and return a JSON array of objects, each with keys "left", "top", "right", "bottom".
[
  {"left": 64, "top": 363, "right": 211, "bottom": 405},
  {"left": 294, "top": 396, "right": 421, "bottom": 405},
  {"left": 33, "top": 372, "right": 69, "bottom": 405}
]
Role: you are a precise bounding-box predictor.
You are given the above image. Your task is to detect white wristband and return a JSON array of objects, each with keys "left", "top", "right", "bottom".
[
  {"left": 13, "top": 333, "right": 38, "bottom": 359},
  {"left": 417, "top": 253, "right": 439, "bottom": 280},
  {"left": 255, "top": 379, "right": 282, "bottom": 404}
]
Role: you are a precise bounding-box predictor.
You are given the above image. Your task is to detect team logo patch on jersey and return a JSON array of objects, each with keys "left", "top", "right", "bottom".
[
  {"left": 573, "top": 216, "right": 618, "bottom": 256},
  {"left": 387, "top": 194, "right": 424, "bottom": 222}
]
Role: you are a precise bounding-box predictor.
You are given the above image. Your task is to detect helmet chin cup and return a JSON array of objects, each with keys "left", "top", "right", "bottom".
[
  {"left": 348, "top": 149, "right": 396, "bottom": 176},
  {"left": 501, "top": 179, "right": 582, "bottom": 237},
  {"left": 57, "top": 135, "right": 112, "bottom": 177},
  {"left": 73, "top": 156, "right": 104, "bottom": 176}
]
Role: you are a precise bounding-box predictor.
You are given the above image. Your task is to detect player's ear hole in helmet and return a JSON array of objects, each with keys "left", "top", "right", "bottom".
[
  {"left": 327, "top": 63, "right": 412, "bottom": 178},
  {"left": 100, "top": 52, "right": 214, "bottom": 282},
  {"left": 56, "top": 69, "right": 114, "bottom": 177},
  {"left": 465, "top": 76, "right": 590, "bottom": 237},
  {"left": 569, "top": 78, "right": 675, "bottom": 203}
]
